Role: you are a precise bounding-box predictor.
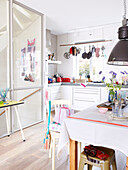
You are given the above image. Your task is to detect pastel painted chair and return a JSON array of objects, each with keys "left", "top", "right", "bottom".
[
  {"left": 79, "top": 146, "right": 117, "bottom": 170},
  {"left": 48, "top": 100, "right": 71, "bottom": 170}
]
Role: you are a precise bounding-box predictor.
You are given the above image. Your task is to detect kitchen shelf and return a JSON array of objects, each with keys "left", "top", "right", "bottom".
[{"left": 48, "top": 60, "right": 62, "bottom": 64}]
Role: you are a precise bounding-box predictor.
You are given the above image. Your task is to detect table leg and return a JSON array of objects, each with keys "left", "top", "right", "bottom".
[
  {"left": 5, "top": 108, "right": 10, "bottom": 136},
  {"left": 70, "top": 138, "right": 77, "bottom": 170},
  {"left": 126, "top": 157, "right": 128, "bottom": 170},
  {"left": 14, "top": 106, "right": 25, "bottom": 141}
]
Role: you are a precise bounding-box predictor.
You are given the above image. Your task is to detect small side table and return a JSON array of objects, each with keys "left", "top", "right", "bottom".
[{"left": 0, "top": 100, "right": 25, "bottom": 141}]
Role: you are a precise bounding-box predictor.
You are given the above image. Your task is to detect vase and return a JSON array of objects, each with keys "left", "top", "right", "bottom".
[
  {"left": 108, "top": 90, "right": 117, "bottom": 103},
  {"left": 2, "top": 97, "right": 6, "bottom": 102}
]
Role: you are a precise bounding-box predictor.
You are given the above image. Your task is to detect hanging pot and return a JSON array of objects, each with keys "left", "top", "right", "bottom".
[
  {"left": 70, "top": 46, "right": 77, "bottom": 56},
  {"left": 69, "top": 47, "right": 73, "bottom": 55},
  {"left": 77, "top": 48, "right": 82, "bottom": 54},
  {"left": 64, "top": 52, "right": 70, "bottom": 59},
  {"left": 87, "top": 45, "right": 92, "bottom": 59},
  {"left": 82, "top": 46, "right": 88, "bottom": 59},
  {"left": 82, "top": 52, "right": 88, "bottom": 59},
  {"left": 87, "top": 52, "right": 92, "bottom": 59}
]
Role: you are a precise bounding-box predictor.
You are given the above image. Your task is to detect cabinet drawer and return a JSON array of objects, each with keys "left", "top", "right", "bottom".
[
  {"left": 74, "top": 87, "right": 100, "bottom": 101},
  {"left": 74, "top": 93, "right": 100, "bottom": 101},
  {"left": 48, "top": 86, "right": 62, "bottom": 100},
  {"left": 74, "top": 87, "right": 100, "bottom": 94},
  {"left": 51, "top": 89, "right": 61, "bottom": 95},
  {"left": 73, "top": 99, "right": 95, "bottom": 110},
  {"left": 51, "top": 86, "right": 61, "bottom": 92},
  {"left": 51, "top": 92, "right": 61, "bottom": 100}
]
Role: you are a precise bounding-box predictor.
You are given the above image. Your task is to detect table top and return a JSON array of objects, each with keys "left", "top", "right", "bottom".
[
  {"left": 0, "top": 100, "right": 24, "bottom": 108},
  {"left": 58, "top": 105, "right": 128, "bottom": 159},
  {"left": 68, "top": 106, "right": 128, "bottom": 128}
]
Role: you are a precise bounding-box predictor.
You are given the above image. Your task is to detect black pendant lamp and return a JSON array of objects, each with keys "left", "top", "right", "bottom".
[{"left": 107, "top": 0, "right": 128, "bottom": 66}]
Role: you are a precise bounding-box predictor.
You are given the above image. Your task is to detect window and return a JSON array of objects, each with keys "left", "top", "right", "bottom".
[{"left": 77, "top": 45, "right": 107, "bottom": 81}]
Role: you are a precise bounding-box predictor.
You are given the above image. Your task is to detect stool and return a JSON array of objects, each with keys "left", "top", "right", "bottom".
[{"left": 79, "top": 146, "right": 117, "bottom": 170}]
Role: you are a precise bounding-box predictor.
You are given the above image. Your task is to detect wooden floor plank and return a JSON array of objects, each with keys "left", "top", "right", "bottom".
[{"left": 0, "top": 122, "right": 69, "bottom": 170}]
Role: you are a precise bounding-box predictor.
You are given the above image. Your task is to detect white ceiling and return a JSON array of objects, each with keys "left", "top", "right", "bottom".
[{"left": 16, "top": 0, "right": 127, "bottom": 35}]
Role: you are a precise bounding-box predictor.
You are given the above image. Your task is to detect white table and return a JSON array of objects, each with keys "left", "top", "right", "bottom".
[{"left": 58, "top": 106, "right": 128, "bottom": 170}]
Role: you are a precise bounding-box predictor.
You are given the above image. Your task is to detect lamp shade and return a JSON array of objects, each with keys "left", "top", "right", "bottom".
[
  {"left": 107, "top": 25, "right": 128, "bottom": 66},
  {"left": 107, "top": 40, "right": 128, "bottom": 65}
]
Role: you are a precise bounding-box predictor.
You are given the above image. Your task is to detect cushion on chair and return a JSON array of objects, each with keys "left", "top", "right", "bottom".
[
  {"left": 54, "top": 107, "right": 74, "bottom": 125},
  {"left": 50, "top": 107, "right": 74, "bottom": 133},
  {"left": 49, "top": 122, "right": 62, "bottom": 132}
]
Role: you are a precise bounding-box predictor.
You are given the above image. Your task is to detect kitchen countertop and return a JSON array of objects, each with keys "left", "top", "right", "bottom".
[
  {"left": 48, "top": 82, "right": 106, "bottom": 87},
  {"left": 48, "top": 82, "right": 128, "bottom": 88},
  {"left": 62, "top": 82, "right": 106, "bottom": 87},
  {"left": 48, "top": 82, "right": 62, "bottom": 87}
]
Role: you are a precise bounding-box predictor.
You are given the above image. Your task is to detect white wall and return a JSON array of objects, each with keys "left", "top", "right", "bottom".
[{"left": 57, "top": 23, "right": 128, "bottom": 81}]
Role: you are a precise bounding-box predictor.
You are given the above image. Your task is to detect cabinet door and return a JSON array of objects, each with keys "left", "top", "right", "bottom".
[
  {"left": 61, "top": 86, "right": 73, "bottom": 105},
  {"left": 47, "top": 86, "right": 62, "bottom": 111},
  {"left": 73, "top": 86, "right": 101, "bottom": 111},
  {"left": 48, "top": 86, "right": 62, "bottom": 100}
]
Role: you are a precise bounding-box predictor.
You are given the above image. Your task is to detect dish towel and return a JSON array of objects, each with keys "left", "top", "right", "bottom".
[{"left": 49, "top": 107, "right": 74, "bottom": 132}]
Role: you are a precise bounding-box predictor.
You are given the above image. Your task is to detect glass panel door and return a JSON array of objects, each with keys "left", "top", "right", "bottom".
[
  {"left": 13, "top": 2, "right": 43, "bottom": 131},
  {"left": 13, "top": 89, "right": 41, "bottom": 129},
  {"left": 0, "top": 0, "right": 9, "bottom": 137},
  {"left": 13, "top": 3, "right": 41, "bottom": 88}
]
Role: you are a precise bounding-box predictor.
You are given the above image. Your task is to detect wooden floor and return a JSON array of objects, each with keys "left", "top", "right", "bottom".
[{"left": 0, "top": 122, "right": 69, "bottom": 170}]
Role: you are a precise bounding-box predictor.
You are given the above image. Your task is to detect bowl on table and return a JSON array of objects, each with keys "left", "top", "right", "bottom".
[{"left": 98, "top": 107, "right": 108, "bottom": 114}]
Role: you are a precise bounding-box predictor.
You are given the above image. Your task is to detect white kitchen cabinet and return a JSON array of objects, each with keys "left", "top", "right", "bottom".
[
  {"left": 72, "top": 86, "right": 101, "bottom": 111},
  {"left": 48, "top": 86, "right": 62, "bottom": 111},
  {"left": 48, "top": 86, "right": 62, "bottom": 100},
  {"left": 61, "top": 86, "right": 73, "bottom": 104},
  {"left": 48, "top": 85, "right": 111, "bottom": 111}
]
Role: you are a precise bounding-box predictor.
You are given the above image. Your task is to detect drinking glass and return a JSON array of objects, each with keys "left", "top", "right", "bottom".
[{"left": 107, "top": 111, "right": 113, "bottom": 121}]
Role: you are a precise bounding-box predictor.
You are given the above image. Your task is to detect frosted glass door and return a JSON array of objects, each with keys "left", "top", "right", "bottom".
[
  {"left": 13, "top": 3, "right": 42, "bottom": 130},
  {"left": 0, "top": 0, "right": 9, "bottom": 136},
  {"left": 13, "top": 3, "right": 41, "bottom": 88}
]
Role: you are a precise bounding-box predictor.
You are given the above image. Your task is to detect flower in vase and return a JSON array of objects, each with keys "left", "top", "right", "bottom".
[
  {"left": 121, "top": 70, "right": 128, "bottom": 85},
  {"left": 124, "top": 71, "right": 128, "bottom": 74},
  {"left": 99, "top": 71, "right": 102, "bottom": 75},
  {"left": 99, "top": 71, "right": 106, "bottom": 82},
  {"left": 102, "top": 76, "right": 105, "bottom": 82},
  {"left": 106, "top": 71, "right": 122, "bottom": 103}
]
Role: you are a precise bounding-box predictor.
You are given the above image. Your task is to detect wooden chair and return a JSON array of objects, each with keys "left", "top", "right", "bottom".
[
  {"left": 48, "top": 100, "right": 71, "bottom": 170},
  {"left": 79, "top": 146, "right": 117, "bottom": 170}
]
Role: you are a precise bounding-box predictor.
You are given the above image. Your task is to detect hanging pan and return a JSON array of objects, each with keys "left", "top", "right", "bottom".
[{"left": 64, "top": 52, "right": 71, "bottom": 59}]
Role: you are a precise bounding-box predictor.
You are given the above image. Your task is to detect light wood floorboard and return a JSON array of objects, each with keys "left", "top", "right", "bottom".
[{"left": 0, "top": 122, "right": 69, "bottom": 170}]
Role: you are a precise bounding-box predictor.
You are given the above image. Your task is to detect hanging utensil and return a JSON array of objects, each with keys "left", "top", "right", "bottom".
[
  {"left": 64, "top": 52, "right": 70, "bottom": 59},
  {"left": 95, "top": 47, "right": 100, "bottom": 57},
  {"left": 91, "top": 45, "right": 96, "bottom": 58},
  {"left": 101, "top": 45, "right": 105, "bottom": 57},
  {"left": 87, "top": 45, "right": 92, "bottom": 59},
  {"left": 77, "top": 48, "right": 82, "bottom": 54},
  {"left": 82, "top": 46, "right": 88, "bottom": 59}
]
